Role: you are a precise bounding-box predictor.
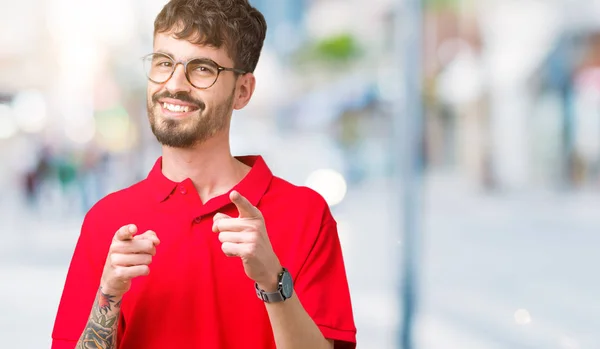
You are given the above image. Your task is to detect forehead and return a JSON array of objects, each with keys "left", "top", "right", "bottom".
[{"left": 153, "top": 32, "right": 232, "bottom": 65}]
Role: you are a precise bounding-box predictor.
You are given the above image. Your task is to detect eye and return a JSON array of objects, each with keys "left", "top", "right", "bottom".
[
  {"left": 195, "top": 65, "right": 216, "bottom": 74},
  {"left": 188, "top": 60, "right": 218, "bottom": 75},
  {"left": 152, "top": 58, "right": 173, "bottom": 68}
]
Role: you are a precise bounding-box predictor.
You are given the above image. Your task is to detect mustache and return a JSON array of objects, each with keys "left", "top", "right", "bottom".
[{"left": 152, "top": 91, "right": 205, "bottom": 110}]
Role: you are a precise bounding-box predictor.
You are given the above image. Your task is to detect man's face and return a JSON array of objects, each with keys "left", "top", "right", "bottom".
[{"left": 147, "top": 32, "right": 238, "bottom": 148}]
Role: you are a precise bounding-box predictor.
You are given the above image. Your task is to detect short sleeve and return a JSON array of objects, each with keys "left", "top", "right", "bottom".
[
  {"left": 51, "top": 211, "right": 106, "bottom": 348},
  {"left": 294, "top": 214, "right": 357, "bottom": 348}
]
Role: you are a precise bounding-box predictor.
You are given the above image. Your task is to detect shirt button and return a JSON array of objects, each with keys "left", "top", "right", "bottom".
[
  {"left": 193, "top": 216, "right": 202, "bottom": 224},
  {"left": 179, "top": 186, "right": 187, "bottom": 195}
]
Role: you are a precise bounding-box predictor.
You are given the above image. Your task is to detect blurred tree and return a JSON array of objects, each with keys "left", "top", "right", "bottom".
[
  {"left": 424, "top": 0, "right": 468, "bottom": 11},
  {"left": 292, "top": 33, "right": 362, "bottom": 68},
  {"left": 313, "top": 34, "right": 361, "bottom": 62}
]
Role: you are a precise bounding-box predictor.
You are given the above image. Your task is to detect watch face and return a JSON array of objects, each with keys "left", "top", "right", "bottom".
[{"left": 281, "top": 270, "right": 294, "bottom": 298}]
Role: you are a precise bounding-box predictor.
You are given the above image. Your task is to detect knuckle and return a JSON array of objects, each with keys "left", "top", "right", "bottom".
[
  {"left": 112, "top": 241, "right": 126, "bottom": 253},
  {"left": 144, "top": 240, "right": 154, "bottom": 251},
  {"left": 110, "top": 254, "right": 120, "bottom": 266},
  {"left": 248, "top": 233, "right": 258, "bottom": 243},
  {"left": 113, "top": 267, "right": 125, "bottom": 279},
  {"left": 246, "top": 244, "right": 257, "bottom": 257},
  {"left": 134, "top": 240, "right": 150, "bottom": 252}
]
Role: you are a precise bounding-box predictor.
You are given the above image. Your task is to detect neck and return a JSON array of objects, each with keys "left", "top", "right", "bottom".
[{"left": 160, "top": 132, "right": 250, "bottom": 203}]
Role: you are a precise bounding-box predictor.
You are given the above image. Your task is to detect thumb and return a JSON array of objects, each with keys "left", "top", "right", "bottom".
[
  {"left": 115, "top": 224, "right": 137, "bottom": 241},
  {"left": 230, "top": 190, "right": 260, "bottom": 218}
]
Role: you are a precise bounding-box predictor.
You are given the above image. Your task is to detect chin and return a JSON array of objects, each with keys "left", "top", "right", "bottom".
[{"left": 153, "top": 130, "right": 198, "bottom": 148}]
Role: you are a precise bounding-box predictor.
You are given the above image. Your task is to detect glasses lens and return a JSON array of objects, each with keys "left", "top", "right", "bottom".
[
  {"left": 143, "top": 53, "right": 174, "bottom": 83},
  {"left": 187, "top": 59, "right": 219, "bottom": 89}
]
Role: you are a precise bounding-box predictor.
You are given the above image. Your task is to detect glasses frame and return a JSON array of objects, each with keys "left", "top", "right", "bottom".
[{"left": 142, "top": 52, "right": 247, "bottom": 90}]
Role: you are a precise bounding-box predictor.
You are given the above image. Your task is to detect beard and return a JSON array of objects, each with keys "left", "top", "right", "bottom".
[{"left": 147, "top": 89, "right": 235, "bottom": 148}]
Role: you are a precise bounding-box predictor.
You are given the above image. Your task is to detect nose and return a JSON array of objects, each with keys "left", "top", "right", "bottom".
[{"left": 164, "top": 62, "right": 192, "bottom": 94}]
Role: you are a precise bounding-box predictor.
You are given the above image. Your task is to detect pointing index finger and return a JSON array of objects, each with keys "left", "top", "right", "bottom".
[
  {"left": 230, "top": 190, "right": 260, "bottom": 218},
  {"left": 133, "top": 230, "right": 161, "bottom": 246}
]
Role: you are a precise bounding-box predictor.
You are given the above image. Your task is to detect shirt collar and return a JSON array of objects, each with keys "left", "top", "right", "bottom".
[{"left": 146, "top": 155, "right": 273, "bottom": 212}]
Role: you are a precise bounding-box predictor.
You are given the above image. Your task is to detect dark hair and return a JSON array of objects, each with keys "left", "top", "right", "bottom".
[{"left": 154, "top": 0, "right": 267, "bottom": 73}]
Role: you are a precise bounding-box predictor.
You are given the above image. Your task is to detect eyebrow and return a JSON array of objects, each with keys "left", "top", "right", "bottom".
[
  {"left": 154, "top": 49, "right": 175, "bottom": 57},
  {"left": 154, "top": 50, "right": 217, "bottom": 63}
]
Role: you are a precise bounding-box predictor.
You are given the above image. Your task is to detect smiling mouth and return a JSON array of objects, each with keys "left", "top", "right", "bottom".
[{"left": 161, "top": 102, "right": 200, "bottom": 113}]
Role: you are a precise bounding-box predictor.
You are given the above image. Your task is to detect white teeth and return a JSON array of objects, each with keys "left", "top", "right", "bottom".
[{"left": 163, "top": 102, "right": 190, "bottom": 113}]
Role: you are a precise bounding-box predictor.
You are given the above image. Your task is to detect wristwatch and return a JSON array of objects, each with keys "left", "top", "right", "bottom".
[{"left": 255, "top": 268, "right": 293, "bottom": 303}]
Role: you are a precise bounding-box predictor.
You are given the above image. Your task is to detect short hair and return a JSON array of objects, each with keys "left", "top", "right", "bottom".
[{"left": 154, "top": 0, "right": 267, "bottom": 73}]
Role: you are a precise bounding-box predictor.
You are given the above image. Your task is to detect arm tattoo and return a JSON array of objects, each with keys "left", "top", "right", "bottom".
[{"left": 76, "top": 287, "right": 122, "bottom": 349}]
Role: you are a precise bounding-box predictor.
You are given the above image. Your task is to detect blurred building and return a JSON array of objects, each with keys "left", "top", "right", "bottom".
[{"left": 4, "top": 0, "right": 600, "bottom": 202}]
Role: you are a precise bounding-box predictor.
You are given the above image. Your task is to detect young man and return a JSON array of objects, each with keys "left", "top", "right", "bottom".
[{"left": 51, "top": 0, "right": 356, "bottom": 348}]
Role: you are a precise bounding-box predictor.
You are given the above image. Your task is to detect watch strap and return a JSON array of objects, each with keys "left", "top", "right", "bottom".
[{"left": 255, "top": 282, "right": 286, "bottom": 303}]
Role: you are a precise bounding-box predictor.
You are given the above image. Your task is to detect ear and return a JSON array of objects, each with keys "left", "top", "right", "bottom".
[{"left": 233, "top": 73, "right": 256, "bottom": 110}]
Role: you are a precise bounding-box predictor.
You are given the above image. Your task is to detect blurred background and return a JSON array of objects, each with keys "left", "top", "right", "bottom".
[{"left": 1, "top": 0, "right": 599, "bottom": 348}]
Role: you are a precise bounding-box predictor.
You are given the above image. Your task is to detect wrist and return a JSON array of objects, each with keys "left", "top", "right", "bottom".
[
  {"left": 256, "top": 278, "right": 278, "bottom": 293},
  {"left": 255, "top": 267, "right": 294, "bottom": 303},
  {"left": 99, "top": 283, "right": 126, "bottom": 298},
  {"left": 256, "top": 264, "right": 283, "bottom": 292}
]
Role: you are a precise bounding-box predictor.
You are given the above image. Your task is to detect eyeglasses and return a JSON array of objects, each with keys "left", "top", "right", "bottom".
[{"left": 142, "top": 53, "right": 247, "bottom": 89}]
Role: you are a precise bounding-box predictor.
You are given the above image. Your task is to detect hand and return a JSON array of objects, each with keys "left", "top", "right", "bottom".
[
  {"left": 212, "top": 190, "right": 282, "bottom": 291},
  {"left": 100, "top": 224, "right": 160, "bottom": 297}
]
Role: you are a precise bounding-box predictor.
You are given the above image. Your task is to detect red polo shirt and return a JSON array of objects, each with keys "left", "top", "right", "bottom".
[{"left": 52, "top": 155, "right": 356, "bottom": 348}]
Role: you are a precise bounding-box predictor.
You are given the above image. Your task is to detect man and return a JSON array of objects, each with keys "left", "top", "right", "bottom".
[{"left": 51, "top": 0, "right": 357, "bottom": 348}]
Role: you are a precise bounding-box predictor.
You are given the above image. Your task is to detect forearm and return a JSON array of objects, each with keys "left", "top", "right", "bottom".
[
  {"left": 265, "top": 294, "right": 333, "bottom": 349},
  {"left": 76, "top": 287, "right": 123, "bottom": 349}
]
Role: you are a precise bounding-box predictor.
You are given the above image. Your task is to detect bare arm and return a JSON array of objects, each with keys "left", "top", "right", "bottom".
[
  {"left": 74, "top": 224, "right": 160, "bottom": 349},
  {"left": 213, "top": 192, "right": 336, "bottom": 349},
  {"left": 76, "top": 287, "right": 123, "bottom": 349},
  {"left": 263, "top": 292, "right": 334, "bottom": 349}
]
